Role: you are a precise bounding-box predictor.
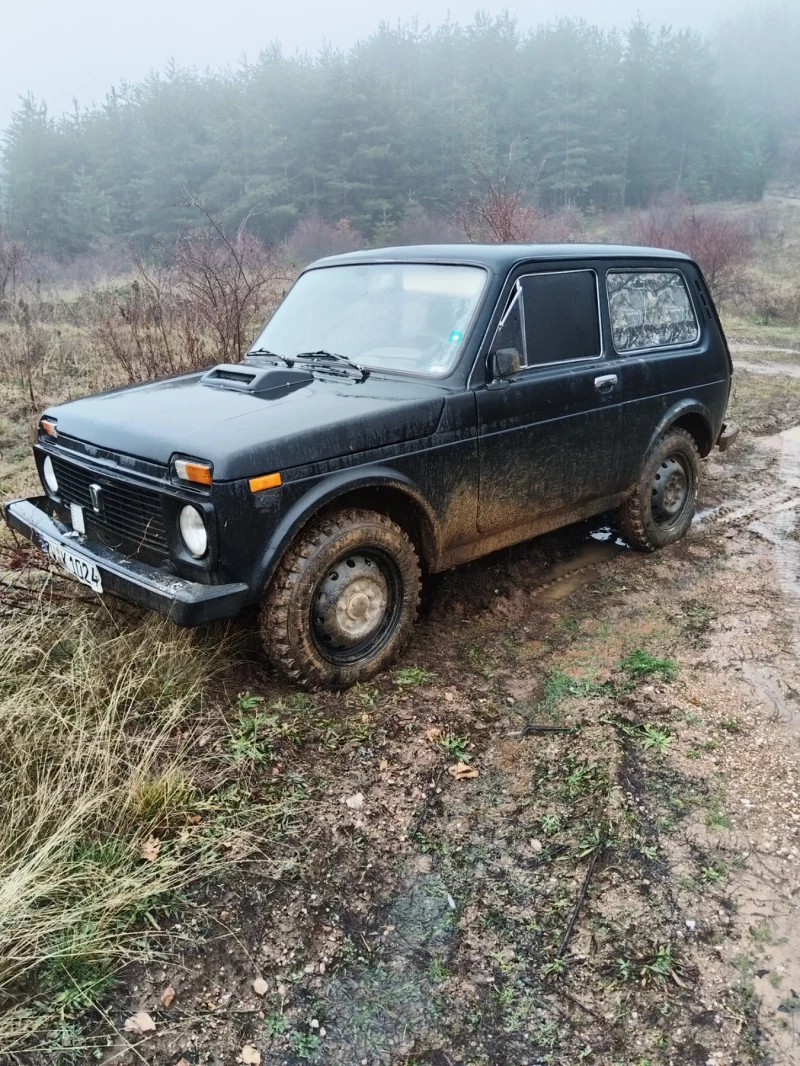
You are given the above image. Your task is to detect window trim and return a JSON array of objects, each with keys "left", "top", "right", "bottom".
[
  {"left": 511, "top": 268, "right": 605, "bottom": 371},
  {"left": 605, "top": 268, "right": 701, "bottom": 357}
]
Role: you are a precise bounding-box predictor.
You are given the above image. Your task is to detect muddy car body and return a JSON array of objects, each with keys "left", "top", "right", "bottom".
[{"left": 4, "top": 244, "right": 737, "bottom": 685}]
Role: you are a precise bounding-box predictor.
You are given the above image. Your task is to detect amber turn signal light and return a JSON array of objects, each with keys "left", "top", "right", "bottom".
[
  {"left": 249, "top": 472, "right": 282, "bottom": 493},
  {"left": 174, "top": 459, "right": 213, "bottom": 485},
  {"left": 41, "top": 419, "right": 58, "bottom": 438}
]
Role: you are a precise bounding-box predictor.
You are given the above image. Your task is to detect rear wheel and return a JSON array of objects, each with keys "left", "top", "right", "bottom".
[
  {"left": 261, "top": 508, "right": 421, "bottom": 688},
  {"left": 618, "top": 428, "right": 700, "bottom": 551}
]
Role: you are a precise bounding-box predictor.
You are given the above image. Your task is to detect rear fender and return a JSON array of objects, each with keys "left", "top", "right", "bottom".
[{"left": 643, "top": 399, "right": 715, "bottom": 463}]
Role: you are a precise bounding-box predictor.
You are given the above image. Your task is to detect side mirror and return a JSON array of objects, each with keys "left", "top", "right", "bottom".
[{"left": 490, "top": 347, "right": 522, "bottom": 379}]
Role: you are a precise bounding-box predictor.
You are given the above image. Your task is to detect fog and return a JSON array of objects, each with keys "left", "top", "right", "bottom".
[{"left": 2, "top": 0, "right": 749, "bottom": 131}]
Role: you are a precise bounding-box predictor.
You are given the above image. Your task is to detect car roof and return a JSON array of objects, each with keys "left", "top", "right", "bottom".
[{"left": 310, "top": 243, "right": 692, "bottom": 271}]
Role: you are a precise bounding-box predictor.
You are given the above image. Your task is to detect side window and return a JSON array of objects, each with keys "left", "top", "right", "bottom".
[
  {"left": 607, "top": 271, "right": 699, "bottom": 353},
  {"left": 519, "top": 270, "right": 601, "bottom": 366}
]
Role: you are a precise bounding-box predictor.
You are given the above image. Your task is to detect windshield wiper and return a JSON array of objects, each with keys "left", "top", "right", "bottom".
[
  {"left": 246, "top": 348, "right": 292, "bottom": 364},
  {"left": 293, "top": 350, "right": 370, "bottom": 380}
]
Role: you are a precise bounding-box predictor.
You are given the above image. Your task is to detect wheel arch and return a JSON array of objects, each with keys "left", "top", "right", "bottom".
[
  {"left": 252, "top": 467, "right": 440, "bottom": 600},
  {"left": 647, "top": 400, "right": 715, "bottom": 459}
]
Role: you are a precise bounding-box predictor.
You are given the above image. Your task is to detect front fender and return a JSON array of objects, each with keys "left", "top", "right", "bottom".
[{"left": 248, "top": 465, "right": 441, "bottom": 601}]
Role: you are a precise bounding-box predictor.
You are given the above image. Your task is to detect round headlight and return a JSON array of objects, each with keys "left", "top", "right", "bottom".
[
  {"left": 179, "top": 505, "right": 208, "bottom": 558},
  {"left": 42, "top": 456, "right": 59, "bottom": 495}
]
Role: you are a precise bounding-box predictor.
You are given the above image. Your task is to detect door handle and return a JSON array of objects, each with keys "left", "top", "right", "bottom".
[{"left": 594, "top": 374, "right": 618, "bottom": 394}]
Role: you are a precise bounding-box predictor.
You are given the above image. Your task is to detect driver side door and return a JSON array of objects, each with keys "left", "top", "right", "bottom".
[{"left": 475, "top": 265, "right": 626, "bottom": 534}]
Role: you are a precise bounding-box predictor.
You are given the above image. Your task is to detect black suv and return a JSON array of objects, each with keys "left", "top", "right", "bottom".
[{"left": 4, "top": 244, "right": 737, "bottom": 686}]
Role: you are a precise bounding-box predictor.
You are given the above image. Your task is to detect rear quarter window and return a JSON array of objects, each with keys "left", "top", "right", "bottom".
[{"left": 607, "top": 270, "right": 699, "bottom": 353}]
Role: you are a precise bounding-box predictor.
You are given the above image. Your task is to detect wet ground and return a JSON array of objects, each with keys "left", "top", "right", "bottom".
[{"left": 24, "top": 353, "right": 800, "bottom": 1065}]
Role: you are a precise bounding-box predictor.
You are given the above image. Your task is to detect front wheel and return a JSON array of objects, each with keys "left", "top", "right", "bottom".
[
  {"left": 261, "top": 508, "right": 422, "bottom": 688},
  {"left": 618, "top": 428, "right": 700, "bottom": 552}
]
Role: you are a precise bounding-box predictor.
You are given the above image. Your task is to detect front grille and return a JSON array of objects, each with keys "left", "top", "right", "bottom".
[{"left": 51, "top": 456, "right": 169, "bottom": 557}]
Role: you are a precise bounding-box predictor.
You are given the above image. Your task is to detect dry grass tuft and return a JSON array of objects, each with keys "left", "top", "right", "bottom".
[{"left": 0, "top": 601, "right": 235, "bottom": 1050}]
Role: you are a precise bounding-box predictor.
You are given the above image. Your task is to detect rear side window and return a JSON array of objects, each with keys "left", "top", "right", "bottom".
[
  {"left": 520, "top": 270, "right": 601, "bottom": 365},
  {"left": 607, "top": 271, "right": 699, "bottom": 353}
]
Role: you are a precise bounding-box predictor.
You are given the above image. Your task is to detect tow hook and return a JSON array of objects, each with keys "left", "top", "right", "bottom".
[{"left": 717, "top": 421, "right": 740, "bottom": 452}]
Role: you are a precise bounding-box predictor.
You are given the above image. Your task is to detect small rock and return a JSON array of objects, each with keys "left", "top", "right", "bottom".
[
  {"left": 310, "top": 1018, "right": 320, "bottom": 1029},
  {"left": 252, "top": 977, "right": 268, "bottom": 997},
  {"left": 160, "top": 985, "right": 176, "bottom": 1008},
  {"left": 345, "top": 792, "right": 365, "bottom": 810},
  {"left": 686, "top": 919, "right": 697, "bottom": 931},
  {"left": 123, "top": 1012, "right": 156, "bottom": 1034},
  {"left": 241, "top": 1045, "right": 261, "bottom": 1065},
  {"left": 530, "top": 839, "right": 543, "bottom": 853}
]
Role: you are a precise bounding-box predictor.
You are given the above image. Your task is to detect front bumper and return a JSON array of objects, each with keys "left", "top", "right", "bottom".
[{"left": 3, "top": 496, "right": 248, "bottom": 626}]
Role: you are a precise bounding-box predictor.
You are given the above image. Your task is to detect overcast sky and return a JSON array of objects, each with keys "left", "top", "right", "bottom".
[{"left": 2, "top": 0, "right": 744, "bottom": 133}]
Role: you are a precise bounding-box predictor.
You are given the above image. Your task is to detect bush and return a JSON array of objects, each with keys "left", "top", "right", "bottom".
[
  {"left": 747, "top": 275, "right": 800, "bottom": 325},
  {"left": 628, "top": 196, "right": 754, "bottom": 302},
  {"left": 283, "top": 215, "right": 365, "bottom": 266},
  {"left": 83, "top": 213, "right": 290, "bottom": 383},
  {"left": 452, "top": 162, "right": 585, "bottom": 244}
]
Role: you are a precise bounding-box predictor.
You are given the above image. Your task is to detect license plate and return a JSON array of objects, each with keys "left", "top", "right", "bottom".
[{"left": 40, "top": 535, "right": 104, "bottom": 594}]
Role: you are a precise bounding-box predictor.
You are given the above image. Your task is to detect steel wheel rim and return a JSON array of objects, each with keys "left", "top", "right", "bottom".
[
  {"left": 650, "top": 452, "right": 692, "bottom": 529},
  {"left": 310, "top": 549, "right": 402, "bottom": 665}
]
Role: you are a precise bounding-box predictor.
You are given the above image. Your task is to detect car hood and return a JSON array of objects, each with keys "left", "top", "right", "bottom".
[{"left": 43, "top": 368, "right": 448, "bottom": 480}]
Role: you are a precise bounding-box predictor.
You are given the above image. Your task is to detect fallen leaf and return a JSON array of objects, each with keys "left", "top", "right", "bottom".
[
  {"left": 241, "top": 1044, "right": 261, "bottom": 1065},
  {"left": 425, "top": 727, "right": 442, "bottom": 741},
  {"left": 140, "top": 836, "right": 161, "bottom": 862},
  {"left": 188, "top": 812, "right": 203, "bottom": 824},
  {"left": 448, "top": 762, "right": 479, "bottom": 780},
  {"left": 123, "top": 1011, "right": 156, "bottom": 1034},
  {"left": 160, "top": 985, "right": 175, "bottom": 1007},
  {"left": 252, "top": 977, "right": 268, "bottom": 996},
  {"left": 444, "top": 690, "right": 455, "bottom": 702},
  {"left": 379, "top": 759, "right": 389, "bottom": 771},
  {"left": 345, "top": 792, "right": 365, "bottom": 810}
]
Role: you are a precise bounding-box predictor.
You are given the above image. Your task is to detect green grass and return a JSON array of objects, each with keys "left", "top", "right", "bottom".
[
  {"left": 394, "top": 666, "right": 436, "bottom": 688},
  {"left": 619, "top": 650, "right": 677, "bottom": 683}
]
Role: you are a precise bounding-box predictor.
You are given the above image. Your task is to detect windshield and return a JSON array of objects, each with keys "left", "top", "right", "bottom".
[{"left": 249, "top": 263, "right": 487, "bottom": 376}]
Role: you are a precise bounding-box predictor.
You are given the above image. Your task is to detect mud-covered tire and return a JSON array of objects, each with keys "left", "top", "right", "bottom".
[
  {"left": 618, "top": 428, "right": 700, "bottom": 552},
  {"left": 261, "top": 508, "right": 422, "bottom": 688}
]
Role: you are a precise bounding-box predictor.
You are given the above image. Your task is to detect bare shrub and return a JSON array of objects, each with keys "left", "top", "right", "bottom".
[
  {"left": 389, "top": 202, "right": 464, "bottom": 246},
  {"left": 84, "top": 213, "right": 290, "bottom": 384},
  {"left": 283, "top": 215, "right": 365, "bottom": 266},
  {"left": 0, "top": 228, "right": 30, "bottom": 308},
  {"left": 174, "top": 207, "right": 290, "bottom": 362},
  {"left": 453, "top": 161, "right": 584, "bottom": 244},
  {"left": 628, "top": 196, "right": 754, "bottom": 303},
  {"left": 747, "top": 276, "right": 800, "bottom": 326},
  {"left": 85, "top": 261, "right": 208, "bottom": 384}
]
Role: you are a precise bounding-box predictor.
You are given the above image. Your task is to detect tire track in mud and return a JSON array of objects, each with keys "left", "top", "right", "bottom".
[{"left": 686, "top": 417, "right": 800, "bottom": 1061}]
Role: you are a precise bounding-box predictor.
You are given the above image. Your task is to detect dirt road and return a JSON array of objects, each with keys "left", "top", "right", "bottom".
[{"left": 95, "top": 358, "right": 800, "bottom": 1066}]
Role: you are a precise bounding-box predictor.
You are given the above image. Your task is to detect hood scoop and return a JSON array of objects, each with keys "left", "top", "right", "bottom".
[{"left": 200, "top": 363, "right": 313, "bottom": 399}]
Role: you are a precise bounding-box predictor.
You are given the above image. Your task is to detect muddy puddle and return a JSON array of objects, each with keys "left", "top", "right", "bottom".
[{"left": 534, "top": 528, "right": 626, "bottom": 601}]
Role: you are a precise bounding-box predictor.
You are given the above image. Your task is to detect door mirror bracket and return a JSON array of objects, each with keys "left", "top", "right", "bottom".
[{"left": 489, "top": 348, "right": 522, "bottom": 380}]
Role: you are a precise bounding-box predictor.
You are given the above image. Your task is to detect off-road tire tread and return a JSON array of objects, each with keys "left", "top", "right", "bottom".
[
  {"left": 261, "top": 508, "right": 421, "bottom": 688},
  {"left": 619, "top": 428, "right": 700, "bottom": 552}
]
